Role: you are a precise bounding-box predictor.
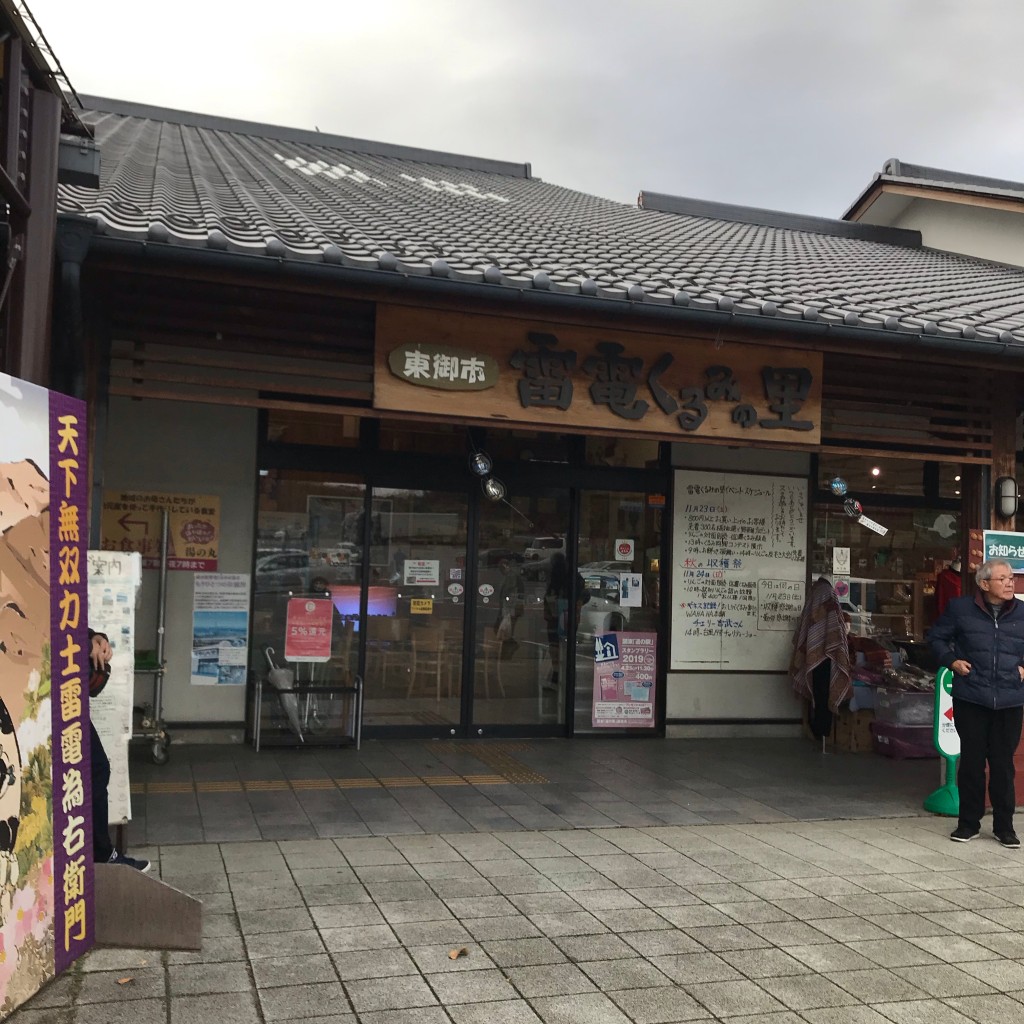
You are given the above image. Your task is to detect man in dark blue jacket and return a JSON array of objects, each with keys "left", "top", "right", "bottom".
[{"left": 928, "top": 559, "right": 1024, "bottom": 847}]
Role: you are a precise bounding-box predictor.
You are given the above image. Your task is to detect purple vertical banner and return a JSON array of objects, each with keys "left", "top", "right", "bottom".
[{"left": 48, "top": 392, "right": 94, "bottom": 975}]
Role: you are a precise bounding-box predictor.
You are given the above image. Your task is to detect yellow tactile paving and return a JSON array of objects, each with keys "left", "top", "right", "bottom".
[{"left": 133, "top": 742, "right": 549, "bottom": 794}]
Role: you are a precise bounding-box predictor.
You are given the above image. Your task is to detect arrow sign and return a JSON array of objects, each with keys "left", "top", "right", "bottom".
[
  {"left": 944, "top": 707, "right": 954, "bottom": 721},
  {"left": 117, "top": 513, "right": 149, "bottom": 533}
]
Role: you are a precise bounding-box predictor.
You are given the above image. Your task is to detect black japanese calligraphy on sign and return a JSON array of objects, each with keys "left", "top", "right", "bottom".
[
  {"left": 582, "top": 341, "right": 648, "bottom": 420},
  {"left": 760, "top": 367, "right": 814, "bottom": 431},
  {"left": 509, "top": 331, "right": 576, "bottom": 410}
]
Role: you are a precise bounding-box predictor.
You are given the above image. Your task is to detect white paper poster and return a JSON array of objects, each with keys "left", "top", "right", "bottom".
[
  {"left": 403, "top": 559, "right": 440, "bottom": 586},
  {"left": 87, "top": 550, "right": 142, "bottom": 824},
  {"left": 619, "top": 573, "right": 643, "bottom": 608},
  {"left": 191, "top": 573, "right": 250, "bottom": 685}
]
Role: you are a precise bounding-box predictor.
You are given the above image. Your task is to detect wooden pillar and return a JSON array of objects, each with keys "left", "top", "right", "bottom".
[{"left": 990, "top": 374, "right": 1019, "bottom": 529}]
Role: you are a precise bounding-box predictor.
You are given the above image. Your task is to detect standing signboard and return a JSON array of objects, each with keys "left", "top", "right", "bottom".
[
  {"left": 0, "top": 373, "right": 94, "bottom": 1014},
  {"left": 924, "top": 667, "right": 960, "bottom": 817},
  {"left": 86, "top": 551, "right": 141, "bottom": 828},
  {"left": 592, "top": 632, "right": 657, "bottom": 728}
]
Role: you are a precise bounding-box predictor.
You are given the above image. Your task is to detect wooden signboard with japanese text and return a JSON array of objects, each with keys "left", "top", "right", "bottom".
[{"left": 375, "top": 305, "right": 822, "bottom": 446}]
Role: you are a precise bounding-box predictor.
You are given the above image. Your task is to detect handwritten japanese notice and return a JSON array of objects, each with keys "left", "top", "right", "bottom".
[{"left": 671, "top": 471, "right": 807, "bottom": 671}]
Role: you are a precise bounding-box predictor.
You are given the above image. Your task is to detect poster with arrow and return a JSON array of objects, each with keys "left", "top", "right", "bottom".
[{"left": 100, "top": 490, "right": 221, "bottom": 571}]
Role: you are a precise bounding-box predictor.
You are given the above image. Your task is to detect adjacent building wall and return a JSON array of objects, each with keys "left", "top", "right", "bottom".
[
  {"left": 889, "top": 199, "right": 1024, "bottom": 268},
  {"left": 666, "top": 442, "right": 811, "bottom": 737},
  {"left": 102, "top": 396, "right": 257, "bottom": 723}
]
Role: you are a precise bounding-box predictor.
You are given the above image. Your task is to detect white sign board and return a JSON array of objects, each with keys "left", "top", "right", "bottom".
[
  {"left": 87, "top": 550, "right": 142, "bottom": 824},
  {"left": 832, "top": 547, "right": 851, "bottom": 575},
  {"left": 671, "top": 471, "right": 807, "bottom": 671},
  {"left": 404, "top": 559, "right": 440, "bottom": 586}
]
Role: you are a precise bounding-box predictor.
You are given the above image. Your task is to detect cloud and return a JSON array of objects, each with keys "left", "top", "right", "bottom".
[
  {"left": 32, "top": 0, "right": 1024, "bottom": 214},
  {"left": 0, "top": 375, "right": 49, "bottom": 469}
]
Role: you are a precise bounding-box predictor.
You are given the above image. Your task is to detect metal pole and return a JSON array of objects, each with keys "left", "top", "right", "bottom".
[{"left": 154, "top": 509, "right": 169, "bottom": 724}]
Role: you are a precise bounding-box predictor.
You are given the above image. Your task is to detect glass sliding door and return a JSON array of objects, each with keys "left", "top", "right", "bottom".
[
  {"left": 472, "top": 485, "right": 571, "bottom": 729},
  {"left": 574, "top": 489, "right": 663, "bottom": 733},
  {"left": 362, "top": 486, "right": 468, "bottom": 729}
]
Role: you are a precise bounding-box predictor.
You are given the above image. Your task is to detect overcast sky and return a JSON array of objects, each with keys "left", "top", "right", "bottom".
[{"left": 33, "top": 0, "right": 1024, "bottom": 215}]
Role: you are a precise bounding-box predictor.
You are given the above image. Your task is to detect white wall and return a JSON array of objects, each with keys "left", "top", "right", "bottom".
[
  {"left": 891, "top": 200, "right": 1024, "bottom": 268},
  {"left": 667, "top": 442, "right": 810, "bottom": 731},
  {"left": 101, "top": 396, "right": 258, "bottom": 724}
]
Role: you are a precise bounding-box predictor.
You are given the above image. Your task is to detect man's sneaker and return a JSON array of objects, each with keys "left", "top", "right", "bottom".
[
  {"left": 950, "top": 826, "right": 980, "bottom": 843},
  {"left": 995, "top": 831, "right": 1021, "bottom": 849},
  {"left": 108, "top": 849, "right": 152, "bottom": 873}
]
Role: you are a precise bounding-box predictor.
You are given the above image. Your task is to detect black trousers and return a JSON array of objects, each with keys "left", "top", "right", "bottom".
[
  {"left": 89, "top": 721, "right": 113, "bottom": 862},
  {"left": 953, "top": 699, "right": 1024, "bottom": 833}
]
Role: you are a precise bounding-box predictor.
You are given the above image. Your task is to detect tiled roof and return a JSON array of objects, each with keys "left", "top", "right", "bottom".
[
  {"left": 58, "top": 97, "right": 1024, "bottom": 348},
  {"left": 842, "top": 158, "right": 1024, "bottom": 220}
]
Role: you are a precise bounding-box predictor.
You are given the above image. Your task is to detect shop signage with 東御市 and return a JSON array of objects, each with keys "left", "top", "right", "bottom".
[{"left": 375, "top": 306, "right": 822, "bottom": 445}]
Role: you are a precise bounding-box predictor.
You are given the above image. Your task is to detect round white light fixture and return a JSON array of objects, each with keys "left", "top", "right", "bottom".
[{"left": 482, "top": 477, "right": 506, "bottom": 502}]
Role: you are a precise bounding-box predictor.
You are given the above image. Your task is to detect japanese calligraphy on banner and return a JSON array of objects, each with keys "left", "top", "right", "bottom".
[
  {"left": 100, "top": 490, "right": 220, "bottom": 571},
  {"left": 0, "top": 373, "right": 94, "bottom": 1013},
  {"left": 671, "top": 470, "right": 807, "bottom": 671},
  {"left": 375, "top": 306, "right": 822, "bottom": 444},
  {"left": 191, "top": 574, "right": 250, "bottom": 685}
]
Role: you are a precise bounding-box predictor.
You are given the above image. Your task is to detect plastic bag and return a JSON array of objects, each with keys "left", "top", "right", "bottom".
[
  {"left": 496, "top": 612, "right": 514, "bottom": 641},
  {"left": 267, "top": 665, "right": 304, "bottom": 740}
]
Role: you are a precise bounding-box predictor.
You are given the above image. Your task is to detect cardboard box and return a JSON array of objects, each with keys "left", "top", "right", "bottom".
[{"left": 833, "top": 707, "right": 876, "bottom": 753}]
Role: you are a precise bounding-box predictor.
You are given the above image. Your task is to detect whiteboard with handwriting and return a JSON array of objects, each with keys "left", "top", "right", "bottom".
[{"left": 671, "top": 471, "right": 807, "bottom": 671}]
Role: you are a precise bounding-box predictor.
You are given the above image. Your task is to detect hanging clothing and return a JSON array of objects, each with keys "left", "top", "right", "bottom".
[
  {"left": 790, "top": 576, "right": 851, "bottom": 717},
  {"left": 935, "top": 566, "right": 962, "bottom": 618}
]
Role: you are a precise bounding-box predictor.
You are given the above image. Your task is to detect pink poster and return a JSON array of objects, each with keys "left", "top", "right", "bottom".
[
  {"left": 284, "top": 598, "right": 333, "bottom": 662},
  {"left": 592, "top": 632, "right": 657, "bottom": 728}
]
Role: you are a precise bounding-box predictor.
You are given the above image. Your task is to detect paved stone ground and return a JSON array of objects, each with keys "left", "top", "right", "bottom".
[
  {"left": 14, "top": 815, "right": 1024, "bottom": 1024},
  {"left": 124, "top": 738, "right": 939, "bottom": 843}
]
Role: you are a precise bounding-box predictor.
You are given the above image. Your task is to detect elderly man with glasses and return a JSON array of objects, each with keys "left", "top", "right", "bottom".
[{"left": 928, "top": 559, "right": 1024, "bottom": 847}]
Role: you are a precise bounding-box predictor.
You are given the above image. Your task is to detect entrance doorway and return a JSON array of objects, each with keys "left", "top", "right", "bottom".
[
  {"left": 472, "top": 484, "right": 571, "bottom": 733},
  {"left": 574, "top": 488, "right": 663, "bottom": 733}
]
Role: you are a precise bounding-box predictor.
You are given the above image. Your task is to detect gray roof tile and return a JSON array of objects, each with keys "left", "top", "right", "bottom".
[{"left": 58, "top": 98, "right": 1024, "bottom": 346}]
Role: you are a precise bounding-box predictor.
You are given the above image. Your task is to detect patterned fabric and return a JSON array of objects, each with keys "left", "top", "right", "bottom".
[{"left": 790, "top": 577, "right": 851, "bottom": 712}]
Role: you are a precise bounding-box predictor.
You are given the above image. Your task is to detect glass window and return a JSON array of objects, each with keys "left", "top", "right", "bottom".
[
  {"left": 817, "top": 456, "right": 924, "bottom": 496},
  {"left": 938, "top": 464, "right": 964, "bottom": 500},
  {"left": 811, "top": 503, "right": 960, "bottom": 640},
  {"left": 378, "top": 419, "right": 466, "bottom": 456},
  {"left": 266, "top": 410, "right": 361, "bottom": 447},
  {"left": 486, "top": 430, "right": 572, "bottom": 465},
  {"left": 584, "top": 436, "right": 661, "bottom": 468},
  {"left": 252, "top": 470, "right": 364, "bottom": 745}
]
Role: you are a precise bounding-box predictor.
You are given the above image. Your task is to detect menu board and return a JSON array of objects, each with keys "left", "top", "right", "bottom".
[{"left": 671, "top": 471, "right": 807, "bottom": 671}]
